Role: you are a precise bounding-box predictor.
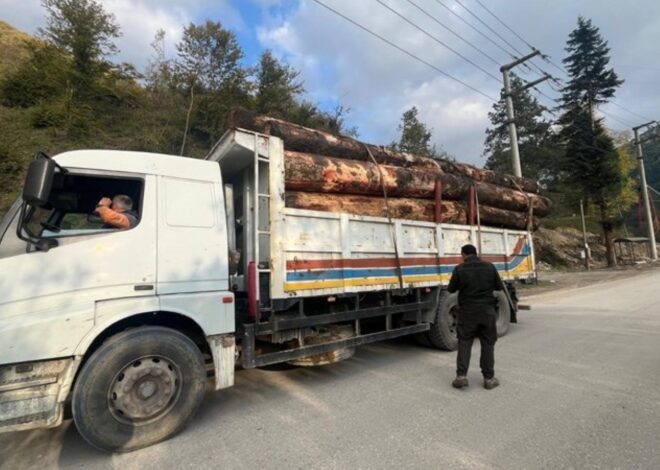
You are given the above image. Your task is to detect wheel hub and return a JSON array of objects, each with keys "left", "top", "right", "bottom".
[
  {"left": 108, "top": 356, "right": 181, "bottom": 424},
  {"left": 138, "top": 380, "right": 157, "bottom": 399}
]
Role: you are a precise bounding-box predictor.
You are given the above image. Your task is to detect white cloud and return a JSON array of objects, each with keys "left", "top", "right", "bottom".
[
  {"left": 255, "top": 0, "right": 660, "bottom": 166},
  {"left": 255, "top": 0, "right": 500, "bottom": 163},
  {"left": 102, "top": 0, "right": 187, "bottom": 68},
  {"left": 0, "top": 0, "right": 244, "bottom": 70},
  {"left": 2, "top": 0, "right": 659, "bottom": 165}
]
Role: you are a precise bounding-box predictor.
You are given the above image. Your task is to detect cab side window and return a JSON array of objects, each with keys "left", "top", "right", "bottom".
[{"left": 22, "top": 173, "right": 143, "bottom": 239}]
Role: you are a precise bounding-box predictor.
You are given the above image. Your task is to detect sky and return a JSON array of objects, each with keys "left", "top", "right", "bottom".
[{"left": 1, "top": 0, "right": 659, "bottom": 167}]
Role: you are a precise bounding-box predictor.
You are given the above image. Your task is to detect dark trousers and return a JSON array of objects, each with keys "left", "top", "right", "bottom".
[{"left": 456, "top": 305, "right": 497, "bottom": 379}]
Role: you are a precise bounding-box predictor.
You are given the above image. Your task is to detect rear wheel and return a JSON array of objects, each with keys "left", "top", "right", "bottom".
[
  {"left": 426, "top": 292, "right": 459, "bottom": 351},
  {"left": 495, "top": 290, "right": 511, "bottom": 337},
  {"left": 423, "top": 290, "right": 512, "bottom": 350},
  {"left": 72, "top": 326, "right": 207, "bottom": 452}
]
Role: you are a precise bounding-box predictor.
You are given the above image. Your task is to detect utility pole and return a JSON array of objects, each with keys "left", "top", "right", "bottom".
[
  {"left": 500, "top": 50, "right": 551, "bottom": 178},
  {"left": 633, "top": 121, "right": 658, "bottom": 260}
]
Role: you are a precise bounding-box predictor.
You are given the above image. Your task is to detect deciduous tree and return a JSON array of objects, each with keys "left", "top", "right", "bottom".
[
  {"left": 39, "top": 0, "right": 120, "bottom": 84},
  {"left": 255, "top": 50, "right": 303, "bottom": 117}
]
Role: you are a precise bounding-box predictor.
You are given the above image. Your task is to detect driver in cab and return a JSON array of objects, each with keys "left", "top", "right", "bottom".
[{"left": 95, "top": 195, "right": 138, "bottom": 229}]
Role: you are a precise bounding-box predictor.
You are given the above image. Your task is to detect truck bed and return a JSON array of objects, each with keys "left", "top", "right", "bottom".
[
  {"left": 271, "top": 207, "right": 534, "bottom": 298},
  {"left": 208, "top": 129, "right": 536, "bottom": 302}
]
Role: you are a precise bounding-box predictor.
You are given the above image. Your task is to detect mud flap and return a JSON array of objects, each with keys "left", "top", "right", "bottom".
[
  {"left": 0, "top": 358, "right": 77, "bottom": 433},
  {"left": 209, "top": 334, "right": 235, "bottom": 390}
]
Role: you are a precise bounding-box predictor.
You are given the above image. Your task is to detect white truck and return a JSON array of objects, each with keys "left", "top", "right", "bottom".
[{"left": 0, "top": 129, "right": 535, "bottom": 451}]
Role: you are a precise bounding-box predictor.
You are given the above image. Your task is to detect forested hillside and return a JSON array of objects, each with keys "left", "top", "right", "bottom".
[{"left": 0, "top": 15, "right": 354, "bottom": 215}]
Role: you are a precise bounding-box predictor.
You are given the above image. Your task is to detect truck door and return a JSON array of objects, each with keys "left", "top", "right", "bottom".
[
  {"left": 0, "top": 172, "right": 157, "bottom": 364},
  {"left": 156, "top": 176, "right": 229, "bottom": 295}
]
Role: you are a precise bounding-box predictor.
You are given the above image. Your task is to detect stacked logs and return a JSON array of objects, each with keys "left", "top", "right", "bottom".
[{"left": 229, "top": 108, "right": 551, "bottom": 230}]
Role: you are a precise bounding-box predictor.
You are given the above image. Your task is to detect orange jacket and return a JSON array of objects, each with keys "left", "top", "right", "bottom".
[{"left": 96, "top": 206, "right": 131, "bottom": 229}]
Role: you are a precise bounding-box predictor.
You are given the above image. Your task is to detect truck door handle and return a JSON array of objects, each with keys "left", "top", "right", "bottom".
[{"left": 134, "top": 284, "right": 154, "bottom": 291}]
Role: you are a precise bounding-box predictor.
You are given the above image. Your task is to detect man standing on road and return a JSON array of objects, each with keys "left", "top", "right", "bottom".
[{"left": 447, "top": 244, "right": 504, "bottom": 390}]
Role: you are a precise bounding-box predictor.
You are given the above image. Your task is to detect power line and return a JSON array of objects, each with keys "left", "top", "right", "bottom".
[
  {"left": 432, "top": 0, "right": 519, "bottom": 62},
  {"left": 530, "top": 86, "right": 641, "bottom": 129},
  {"left": 539, "top": 59, "right": 651, "bottom": 122},
  {"left": 310, "top": 0, "right": 498, "bottom": 101},
  {"left": 453, "top": 0, "right": 527, "bottom": 59},
  {"left": 375, "top": 0, "right": 501, "bottom": 83},
  {"left": 540, "top": 55, "right": 568, "bottom": 77},
  {"left": 599, "top": 108, "right": 638, "bottom": 128},
  {"left": 453, "top": 0, "right": 558, "bottom": 80},
  {"left": 473, "top": 0, "right": 535, "bottom": 50},
  {"left": 547, "top": 78, "right": 647, "bottom": 126},
  {"left": 404, "top": 0, "right": 500, "bottom": 67},
  {"left": 513, "top": 81, "right": 645, "bottom": 144},
  {"left": 471, "top": 0, "right": 567, "bottom": 78},
  {"left": 609, "top": 101, "right": 655, "bottom": 122},
  {"left": 548, "top": 72, "right": 653, "bottom": 122},
  {"left": 453, "top": 0, "right": 653, "bottom": 127}
]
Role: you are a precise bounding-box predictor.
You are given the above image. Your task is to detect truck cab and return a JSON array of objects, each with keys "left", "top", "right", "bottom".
[{"left": 0, "top": 150, "right": 236, "bottom": 451}]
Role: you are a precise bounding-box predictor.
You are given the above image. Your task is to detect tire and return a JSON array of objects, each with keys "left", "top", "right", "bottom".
[
  {"left": 72, "top": 326, "right": 207, "bottom": 452},
  {"left": 424, "top": 290, "right": 511, "bottom": 349},
  {"left": 495, "top": 290, "right": 511, "bottom": 337},
  {"left": 427, "top": 291, "right": 459, "bottom": 351}
]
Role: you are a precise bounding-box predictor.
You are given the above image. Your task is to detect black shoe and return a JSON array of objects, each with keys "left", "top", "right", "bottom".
[
  {"left": 452, "top": 376, "right": 468, "bottom": 388},
  {"left": 484, "top": 377, "right": 500, "bottom": 390}
]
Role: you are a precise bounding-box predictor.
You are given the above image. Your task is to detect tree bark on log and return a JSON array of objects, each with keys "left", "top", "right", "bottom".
[
  {"left": 284, "top": 151, "right": 551, "bottom": 216},
  {"left": 285, "top": 192, "right": 538, "bottom": 230},
  {"left": 229, "top": 107, "right": 539, "bottom": 193}
]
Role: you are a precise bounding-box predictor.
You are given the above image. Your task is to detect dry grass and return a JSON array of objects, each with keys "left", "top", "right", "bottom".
[{"left": 0, "top": 20, "right": 35, "bottom": 77}]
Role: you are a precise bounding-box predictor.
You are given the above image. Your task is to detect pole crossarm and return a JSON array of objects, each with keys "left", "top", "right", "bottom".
[
  {"left": 634, "top": 122, "right": 659, "bottom": 145},
  {"left": 504, "top": 75, "right": 552, "bottom": 98},
  {"left": 519, "top": 74, "right": 552, "bottom": 92},
  {"left": 632, "top": 121, "right": 656, "bottom": 132},
  {"left": 500, "top": 49, "right": 541, "bottom": 72}
]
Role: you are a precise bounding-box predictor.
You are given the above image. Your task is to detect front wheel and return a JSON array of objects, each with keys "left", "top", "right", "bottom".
[{"left": 72, "top": 326, "right": 207, "bottom": 452}]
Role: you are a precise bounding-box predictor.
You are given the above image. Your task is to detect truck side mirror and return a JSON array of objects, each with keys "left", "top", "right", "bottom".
[
  {"left": 23, "top": 157, "right": 56, "bottom": 207},
  {"left": 35, "top": 238, "right": 59, "bottom": 252}
]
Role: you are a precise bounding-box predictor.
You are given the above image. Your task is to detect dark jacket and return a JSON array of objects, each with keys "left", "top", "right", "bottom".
[{"left": 447, "top": 255, "right": 504, "bottom": 309}]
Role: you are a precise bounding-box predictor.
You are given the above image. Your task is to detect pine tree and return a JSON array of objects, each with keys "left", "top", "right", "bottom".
[
  {"left": 558, "top": 17, "right": 627, "bottom": 266},
  {"left": 559, "top": 17, "right": 623, "bottom": 124},
  {"left": 483, "top": 74, "right": 559, "bottom": 183},
  {"left": 392, "top": 106, "right": 436, "bottom": 157}
]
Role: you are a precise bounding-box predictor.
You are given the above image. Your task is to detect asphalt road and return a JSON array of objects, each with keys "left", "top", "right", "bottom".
[{"left": 2, "top": 270, "right": 660, "bottom": 469}]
